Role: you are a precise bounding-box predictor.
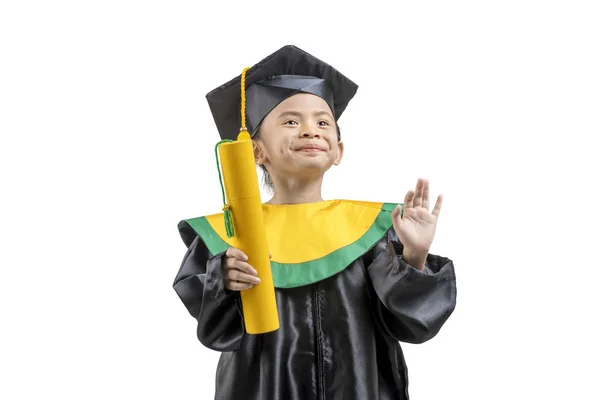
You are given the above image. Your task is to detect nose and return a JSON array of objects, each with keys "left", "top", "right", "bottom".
[{"left": 300, "top": 130, "right": 321, "bottom": 138}]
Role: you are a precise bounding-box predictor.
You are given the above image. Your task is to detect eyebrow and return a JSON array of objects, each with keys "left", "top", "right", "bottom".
[{"left": 277, "top": 110, "right": 334, "bottom": 119}]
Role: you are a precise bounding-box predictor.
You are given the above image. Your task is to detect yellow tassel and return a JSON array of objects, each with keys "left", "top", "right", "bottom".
[{"left": 222, "top": 204, "right": 234, "bottom": 238}]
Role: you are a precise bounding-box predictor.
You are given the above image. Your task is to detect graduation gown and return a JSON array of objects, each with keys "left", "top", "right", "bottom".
[{"left": 173, "top": 200, "right": 457, "bottom": 400}]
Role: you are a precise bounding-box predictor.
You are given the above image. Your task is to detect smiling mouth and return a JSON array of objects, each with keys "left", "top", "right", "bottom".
[{"left": 296, "top": 146, "right": 324, "bottom": 152}]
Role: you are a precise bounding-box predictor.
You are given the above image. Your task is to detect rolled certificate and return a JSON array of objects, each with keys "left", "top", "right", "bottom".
[{"left": 217, "top": 134, "right": 280, "bottom": 334}]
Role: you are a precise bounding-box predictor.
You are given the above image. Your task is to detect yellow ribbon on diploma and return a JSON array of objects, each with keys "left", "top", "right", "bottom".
[{"left": 214, "top": 68, "right": 280, "bottom": 335}]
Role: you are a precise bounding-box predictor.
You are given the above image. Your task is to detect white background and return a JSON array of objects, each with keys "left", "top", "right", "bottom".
[{"left": 1, "top": 1, "right": 599, "bottom": 399}]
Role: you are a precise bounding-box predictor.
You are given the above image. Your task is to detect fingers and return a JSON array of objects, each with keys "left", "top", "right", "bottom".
[
  {"left": 225, "top": 268, "right": 261, "bottom": 285},
  {"left": 226, "top": 247, "right": 272, "bottom": 262},
  {"left": 225, "top": 255, "right": 257, "bottom": 275},
  {"left": 392, "top": 204, "right": 402, "bottom": 220},
  {"left": 413, "top": 178, "right": 423, "bottom": 208},
  {"left": 404, "top": 190, "right": 414, "bottom": 210},
  {"left": 406, "top": 178, "right": 441, "bottom": 216},
  {"left": 225, "top": 247, "right": 248, "bottom": 262},
  {"left": 422, "top": 178, "right": 429, "bottom": 210},
  {"left": 432, "top": 194, "right": 443, "bottom": 217},
  {"left": 223, "top": 258, "right": 261, "bottom": 291},
  {"left": 223, "top": 247, "right": 266, "bottom": 291},
  {"left": 226, "top": 280, "right": 254, "bottom": 291}
]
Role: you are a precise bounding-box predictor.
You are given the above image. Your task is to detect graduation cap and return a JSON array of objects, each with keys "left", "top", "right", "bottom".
[{"left": 206, "top": 45, "right": 359, "bottom": 141}]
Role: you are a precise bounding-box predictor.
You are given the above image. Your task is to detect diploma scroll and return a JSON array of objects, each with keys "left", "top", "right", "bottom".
[{"left": 218, "top": 136, "right": 280, "bottom": 334}]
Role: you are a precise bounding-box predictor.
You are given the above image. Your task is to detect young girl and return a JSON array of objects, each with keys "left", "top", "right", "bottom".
[{"left": 173, "top": 45, "right": 456, "bottom": 400}]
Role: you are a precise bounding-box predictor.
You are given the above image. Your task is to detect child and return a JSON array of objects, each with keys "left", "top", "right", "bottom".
[{"left": 173, "top": 45, "right": 457, "bottom": 400}]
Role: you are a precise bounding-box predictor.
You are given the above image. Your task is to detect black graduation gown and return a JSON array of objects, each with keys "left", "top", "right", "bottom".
[{"left": 173, "top": 227, "right": 456, "bottom": 400}]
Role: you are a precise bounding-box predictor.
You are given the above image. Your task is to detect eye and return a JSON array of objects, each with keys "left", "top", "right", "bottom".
[
  {"left": 284, "top": 120, "right": 298, "bottom": 126},
  {"left": 318, "top": 120, "right": 330, "bottom": 127}
]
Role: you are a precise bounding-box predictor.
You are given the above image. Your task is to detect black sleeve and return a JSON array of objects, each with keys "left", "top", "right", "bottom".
[
  {"left": 173, "top": 235, "right": 245, "bottom": 351},
  {"left": 366, "top": 228, "right": 457, "bottom": 344}
]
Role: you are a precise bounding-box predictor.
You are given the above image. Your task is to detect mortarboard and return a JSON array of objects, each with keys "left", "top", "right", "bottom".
[{"left": 206, "top": 45, "right": 359, "bottom": 141}]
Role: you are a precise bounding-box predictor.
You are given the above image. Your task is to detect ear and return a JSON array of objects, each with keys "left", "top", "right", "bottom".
[
  {"left": 333, "top": 140, "right": 344, "bottom": 166},
  {"left": 253, "top": 140, "right": 267, "bottom": 165}
]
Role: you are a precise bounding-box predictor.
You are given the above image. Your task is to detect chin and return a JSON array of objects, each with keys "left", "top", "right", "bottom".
[
  {"left": 281, "top": 153, "right": 334, "bottom": 173},
  {"left": 294, "top": 157, "right": 330, "bottom": 168}
]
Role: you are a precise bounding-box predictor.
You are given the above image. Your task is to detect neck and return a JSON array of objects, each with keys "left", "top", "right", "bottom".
[{"left": 266, "top": 175, "right": 324, "bottom": 205}]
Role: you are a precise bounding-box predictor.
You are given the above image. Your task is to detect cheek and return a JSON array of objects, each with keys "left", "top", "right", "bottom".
[
  {"left": 272, "top": 137, "right": 292, "bottom": 157},
  {"left": 327, "top": 138, "right": 337, "bottom": 152},
  {"left": 262, "top": 141, "right": 289, "bottom": 161}
]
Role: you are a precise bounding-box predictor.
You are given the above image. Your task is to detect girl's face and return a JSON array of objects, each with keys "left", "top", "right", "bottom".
[{"left": 254, "top": 93, "right": 344, "bottom": 183}]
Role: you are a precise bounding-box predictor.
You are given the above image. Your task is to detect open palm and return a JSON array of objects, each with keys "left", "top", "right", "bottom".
[{"left": 392, "top": 178, "right": 443, "bottom": 253}]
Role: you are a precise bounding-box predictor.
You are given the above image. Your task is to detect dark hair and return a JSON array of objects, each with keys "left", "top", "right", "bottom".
[{"left": 254, "top": 122, "right": 341, "bottom": 192}]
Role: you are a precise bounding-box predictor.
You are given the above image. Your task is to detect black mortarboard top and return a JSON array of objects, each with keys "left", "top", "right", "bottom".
[{"left": 206, "top": 45, "right": 359, "bottom": 141}]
